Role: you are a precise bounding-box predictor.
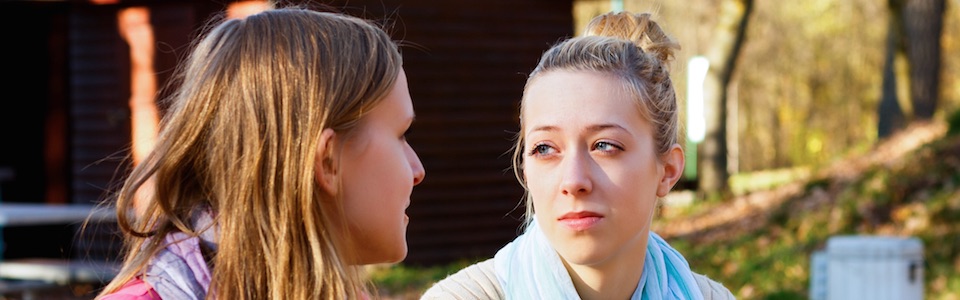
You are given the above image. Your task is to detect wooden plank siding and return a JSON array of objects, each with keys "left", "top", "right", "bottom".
[
  {"left": 67, "top": 2, "right": 225, "bottom": 262},
  {"left": 0, "top": 0, "right": 573, "bottom": 267}
]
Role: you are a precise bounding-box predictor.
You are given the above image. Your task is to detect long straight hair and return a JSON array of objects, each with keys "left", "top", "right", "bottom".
[{"left": 97, "top": 6, "right": 402, "bottom": 299}]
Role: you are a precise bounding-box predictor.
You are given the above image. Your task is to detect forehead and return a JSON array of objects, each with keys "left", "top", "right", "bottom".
[
  {"left": 522, "top": 70, "right": 640, "bottom": 127},
  {"left": 350, "top": 69, "right": 412, "bottom": 132}
]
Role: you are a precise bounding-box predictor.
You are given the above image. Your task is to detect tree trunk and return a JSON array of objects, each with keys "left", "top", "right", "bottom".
[
  {"left": 699, "top": 0, "right": 753, "bottom": 196},
  {"left": 878, "top": 0, "right": 907, "bottom": 139},
  {"left": 902, "top": 0, "right": 945, "bottom": 120}
]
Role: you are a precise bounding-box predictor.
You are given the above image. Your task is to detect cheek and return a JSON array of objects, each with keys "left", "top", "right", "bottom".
[
  {"left": 338, "top": 151, "right": 381, "bottom": 218},
  {"left": 342, "top": 141, "right": 410, "bottom": 209},
  {"left": 523, "top": 165, "right": 556, "bottom": 204},
  {"left": 615, "top": 168, "right": 659, "bottom": 211}
]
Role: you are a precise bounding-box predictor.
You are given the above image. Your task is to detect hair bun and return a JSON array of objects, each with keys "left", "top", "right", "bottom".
[{"left": 583, "top": 11, "right": 680, "bottom": 63}]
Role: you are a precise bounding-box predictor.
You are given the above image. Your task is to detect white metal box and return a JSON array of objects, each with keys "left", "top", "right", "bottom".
[{"left": 816, "top": 235, "right": 924, "bottom": 300}]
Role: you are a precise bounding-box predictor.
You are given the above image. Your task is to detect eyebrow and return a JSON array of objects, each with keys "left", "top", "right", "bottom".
[{"left": 528, "top": 123, "right": 627, "bottom": 133}]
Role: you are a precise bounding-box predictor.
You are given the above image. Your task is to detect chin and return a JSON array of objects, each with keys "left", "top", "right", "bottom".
[
  {"left": 560, "top": 252, "right": 605, "bottom": 266},
  {"left": 556, "top": 243, "right": 608, "bottom": 265},
  {"left": 358, "top": 245, "right": 408, "bottom": 265},
  {"left": 379, "top": 248, "right": 408, "bottom": 264}
]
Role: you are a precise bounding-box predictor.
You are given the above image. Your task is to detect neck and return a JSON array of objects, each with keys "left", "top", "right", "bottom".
[{"left": 561, "top": 237, "right": 648, "bottom": 300}]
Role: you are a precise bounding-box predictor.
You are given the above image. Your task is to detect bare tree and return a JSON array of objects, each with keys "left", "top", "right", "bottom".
[
  {"left": 903, "top": 0, "right": 945, "bottom": 120},
  {"left": 878, "top": 0, "right": 945, "bottom": 138},
  {"left": 878, "top": 0, "right": 907, "bottom": 139},
  {"left": 699, "top": 0, "right": 753, "bottom": 196}
]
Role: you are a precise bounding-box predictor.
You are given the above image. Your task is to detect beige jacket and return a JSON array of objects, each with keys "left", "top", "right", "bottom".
[{"left": 420, "top": 259, "right": 736, "bottom": 300}]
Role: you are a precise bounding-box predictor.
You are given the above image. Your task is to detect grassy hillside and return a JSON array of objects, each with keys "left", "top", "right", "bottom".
[{"left": 654, "top": 120, "right": 960, "bottom": 299}]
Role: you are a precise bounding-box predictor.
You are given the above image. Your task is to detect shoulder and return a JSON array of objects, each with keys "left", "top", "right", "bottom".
[
  {"left": 692, "top": 272, "right": 736, "bottom": 300},
  {"left": 418, "top": 259, "right": 733, "bottom": 300},
  {"left": 420, "top": 258, "right": 502, "bottom": 300},
  {"left": 98, "top": 278, "right": 162, "bottom": 300}
]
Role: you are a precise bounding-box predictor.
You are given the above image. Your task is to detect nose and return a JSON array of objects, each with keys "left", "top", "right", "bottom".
[
  {"left": 408, "top": 145, "right": 426, "bottom": 186},
  {"left": 559, "top": 150, "right": 592, "bottom": 196}
]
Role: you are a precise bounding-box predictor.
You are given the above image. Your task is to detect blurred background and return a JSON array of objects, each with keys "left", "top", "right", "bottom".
[{"left": 0, "top": 0, "right": 957, "bottom": 299}]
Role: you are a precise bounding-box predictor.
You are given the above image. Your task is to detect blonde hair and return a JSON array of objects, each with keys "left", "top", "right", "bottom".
[
  {"left": 512, "top": 11, "right": 681, "bottom": 224},
  {"left": 98, "top": 6, "right": 401, "bottom": 300}
]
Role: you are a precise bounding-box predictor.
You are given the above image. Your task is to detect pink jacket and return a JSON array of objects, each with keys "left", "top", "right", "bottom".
[{"left": 99, "top": 278, "right": 161, "bottom": 300}]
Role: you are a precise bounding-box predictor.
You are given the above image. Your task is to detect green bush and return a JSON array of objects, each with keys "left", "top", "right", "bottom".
[{"left": 948, "top": 108, "right": 960, "bottom": 136}]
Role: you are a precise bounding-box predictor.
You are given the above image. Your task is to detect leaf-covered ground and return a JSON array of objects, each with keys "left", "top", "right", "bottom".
[{"left": 654, "top": 121, "right": 960, "bottom": 299}]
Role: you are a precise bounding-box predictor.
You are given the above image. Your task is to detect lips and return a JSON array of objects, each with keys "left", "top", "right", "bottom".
[{"left": 558, "top": 211, "right": 603, "bottom": 231}]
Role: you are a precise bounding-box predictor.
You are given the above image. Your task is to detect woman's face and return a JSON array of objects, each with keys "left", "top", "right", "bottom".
[
  {"left": 521, "top": 70, "right": 681, "bottom": 268},
  {"left": 338, "top": 69, "right": 426, "bottom": 264}
]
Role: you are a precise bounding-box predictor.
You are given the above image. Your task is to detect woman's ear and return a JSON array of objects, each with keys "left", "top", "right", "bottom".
[
  {"left": 315, "top": 128, "right": 339, "bottom": 195},
  {"left": 656, "top": 144, "right": 685, "bottom": 197}
]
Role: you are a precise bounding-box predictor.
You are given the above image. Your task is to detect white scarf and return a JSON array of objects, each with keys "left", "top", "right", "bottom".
[{"left": 494, "top": 219, "right": 703, "bottom": 299}]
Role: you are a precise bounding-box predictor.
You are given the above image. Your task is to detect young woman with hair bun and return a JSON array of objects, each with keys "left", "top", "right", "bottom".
[{"left": 422, "top": 11, "right": 734, "bottom": 300}]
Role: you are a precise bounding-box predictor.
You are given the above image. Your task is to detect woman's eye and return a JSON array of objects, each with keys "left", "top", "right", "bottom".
[
  {"left": 594, "top": 141, "right": 623, "bottom": 152},
  {"left": 528, "top": 143, "right": 554, "bottom": 157}
]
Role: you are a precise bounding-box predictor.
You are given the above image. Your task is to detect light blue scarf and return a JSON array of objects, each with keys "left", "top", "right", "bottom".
[{"left": 494, "top": 220, "right": 703, "bottom": 300}]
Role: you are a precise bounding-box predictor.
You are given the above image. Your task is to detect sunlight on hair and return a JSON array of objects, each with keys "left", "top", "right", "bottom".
[{"left": 227, "top": 1, "right": 270, "bottom": 19}]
